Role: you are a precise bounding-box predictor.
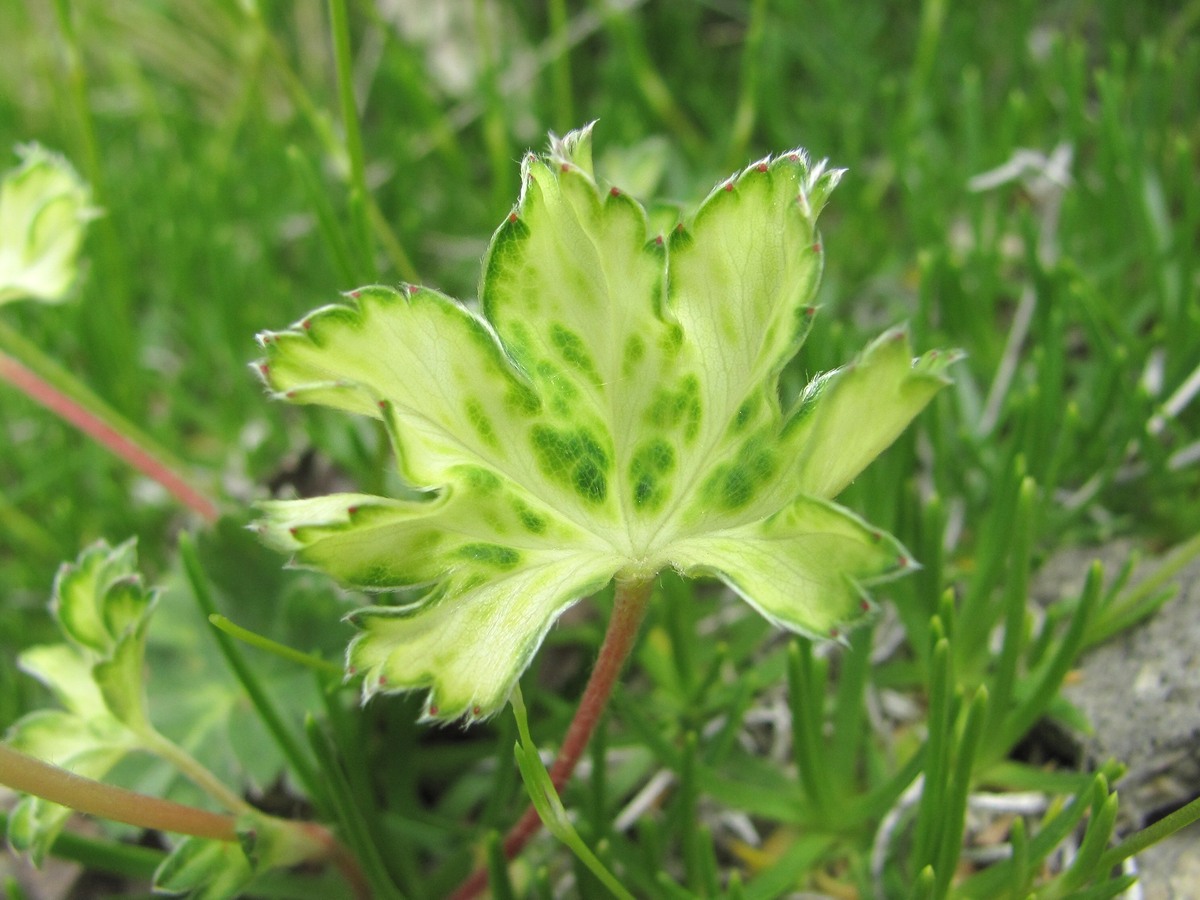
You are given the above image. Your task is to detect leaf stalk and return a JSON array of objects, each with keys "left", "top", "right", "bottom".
[
  {"left": 449, "top": 576, "right": 655, "bottom": 900},
  {"left": 0, "top": 742, "right": 237, "bottom": 841},
  {"left": 0, "top": 344, "right": 219, "bottom": 522}
]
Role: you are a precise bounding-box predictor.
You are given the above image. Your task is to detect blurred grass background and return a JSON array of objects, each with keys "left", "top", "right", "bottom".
[
  {"left": 1, "top": 1, "right": 1199, "bottom": 896},
  {"left": 0, "top": 0, "right": 1198, "bottom": 861}
]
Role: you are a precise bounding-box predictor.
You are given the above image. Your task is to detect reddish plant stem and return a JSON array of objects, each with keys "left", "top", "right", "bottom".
[
  {"left": 0, "top": 742, "right": 236, "bottom": 840},
  {"left": 296, "top": 821, "right": 373, "bottom": 900},
  {"left": 0, "top": 743, "right": 370, "bottom": 899},
  {"left": 449, "top": 577, "right": 655, "bottom": 900},
  {"left": 0, "top": 350, "right": 219, "bottom": 522}
]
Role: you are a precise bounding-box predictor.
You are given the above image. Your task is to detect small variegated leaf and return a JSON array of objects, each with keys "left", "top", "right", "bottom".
[
  {"left": 51, "top": 538, "right": 153, "bottom": 656},
  {"left": 0, "top": 143, "right": 95, "bottom": 305},
  {"left": 5, "top": 541, "right": 161, "bottom": 858},
  {"left": 256, "top": 124, "right": 960, "bottom": 721},
  {"left": 30, "top": 540, "right": 158, "bottom": 731}
]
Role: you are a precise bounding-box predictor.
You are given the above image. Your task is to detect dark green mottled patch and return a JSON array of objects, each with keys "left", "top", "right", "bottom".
[
  {"left": 460, "top": 466, "right": 502, "bottom": 494},
  {"left": 700, "top": 435, "right": 776, "bottom": 510},
  {"left": 621, "top": 335, "right": 645, "bottom": 378},
  {"left": 549, "top": 323, "right": 602, "bottom": 388},
  {"left": 456, "top": 543, "right": 521, "bottom": 570},
  {"left": 513, "top": 500, "right": 548, "bottom": 535},
  {"left": 658, "top": 323, "right": 684, "bottom": 359},
  {"left": 733, "top": 394, "right": 760, "bottom": 432},
  {"left": 530, "top": 424, "right": 610, "bottom": 504},
  {"left": 481, "top": 218, "right": 533, "bottom": 319},
  {"left": 629, "top": 439, "right": 676, "bottom": 511},
  {"left": 645, "top": 375, "right": 702, "bottom": 443},
  {"left": 504, "top": 381, "right": 541, "bottom": 417},
  {"left": 465, "top": 399, "right": 499, "bottom": 448},
  {"left": 533, "top": 358, "right": 580, "bottom": 416}
]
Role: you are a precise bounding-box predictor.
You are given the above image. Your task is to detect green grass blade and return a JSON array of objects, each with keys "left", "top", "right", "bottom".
[{"left": 180, "top": 535, "right": 326, "bottom": 812}]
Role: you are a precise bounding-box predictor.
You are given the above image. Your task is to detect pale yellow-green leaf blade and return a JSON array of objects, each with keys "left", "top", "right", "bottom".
[
  {"left": 348, "top": 554, "right": 618, "bottom": 722},
  {"left": 785, "top": 328, "right": 963, "bottom": 500},
  {"left": 666, "top": 153, "right": 839, "bottom": 456},
  {"left": 669, "top": 494, "right": 911, "bottom": 639}
]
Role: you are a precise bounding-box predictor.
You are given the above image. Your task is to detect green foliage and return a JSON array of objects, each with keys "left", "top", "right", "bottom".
[
  {"left": 2, "top": 1, "right": 1200, "bottom": 898},
  {"left": 2, "top": 541, "right": 345, "bottom": 897},
  {"left": 6, "top": 540, "right": 155, "bottom": 862}
]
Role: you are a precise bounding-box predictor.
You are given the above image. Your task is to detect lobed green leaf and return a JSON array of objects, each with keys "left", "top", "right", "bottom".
[{"left": 256, "top": 125, "right": 958, "bottom": 721}]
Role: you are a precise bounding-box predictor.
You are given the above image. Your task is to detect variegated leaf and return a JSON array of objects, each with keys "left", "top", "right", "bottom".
[{"left": 256, "top": 124, "right": 959, "bottom": 722}]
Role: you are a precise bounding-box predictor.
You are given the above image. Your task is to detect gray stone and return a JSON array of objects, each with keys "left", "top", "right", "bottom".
[{"left": 1036, "top": 543, "right": 1200, "bottom": 895}]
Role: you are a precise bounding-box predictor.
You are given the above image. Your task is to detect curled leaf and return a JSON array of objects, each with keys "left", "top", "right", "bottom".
[
  {"left": 0, "top": 143, "right": 95, "bottom": 305},
  {"left": 4, "top": 540, "right": 158, "bottom": 858}
]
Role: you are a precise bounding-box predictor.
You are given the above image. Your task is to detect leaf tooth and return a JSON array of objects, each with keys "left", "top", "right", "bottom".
[
  {"left": 668, "top": 221, "right": 691, "bottom": 251},
  {"left": 782, "top": 147, "right": 810, "bottom": 167}
]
